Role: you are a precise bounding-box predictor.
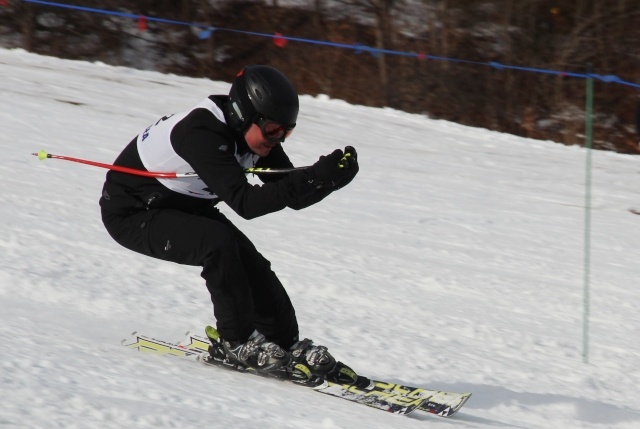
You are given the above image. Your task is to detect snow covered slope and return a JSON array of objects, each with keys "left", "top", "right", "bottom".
[{"left": 1, "top": 48, "right": 639, "bottom": 428}]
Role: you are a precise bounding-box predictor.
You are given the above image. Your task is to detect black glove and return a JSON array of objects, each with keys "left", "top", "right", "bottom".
[
  {"left": 307, "top": 147, "right": 359, "bottom": 190},
  {"left": 335, "top": 146, "right": 359, "bottom": 189},
  {"left": 307, "top": 149, "right": 345, "bottom": 189}
]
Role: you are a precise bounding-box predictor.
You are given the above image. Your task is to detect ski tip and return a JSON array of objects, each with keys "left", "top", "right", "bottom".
[{"left": 439, "top": 393, "right": 472, "bottom": 417}]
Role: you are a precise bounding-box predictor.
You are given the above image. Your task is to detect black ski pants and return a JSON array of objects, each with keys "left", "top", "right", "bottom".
[{"left": 101, "top": 205, "right": 299, "bottom": 349}]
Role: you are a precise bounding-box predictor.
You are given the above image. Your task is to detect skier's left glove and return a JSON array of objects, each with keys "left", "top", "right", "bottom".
[{"left": 334, "top": 146, "right": 359, "bottom": 189}]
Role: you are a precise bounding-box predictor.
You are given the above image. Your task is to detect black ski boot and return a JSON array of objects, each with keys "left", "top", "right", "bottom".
[
  {"left": 204, "top": 326, "right": 291, "bottom": 375},
  {"left": 289, "top": 339, "right": 366, "bottom": 386},
  {"left": 223, "top": 330, "right": 291, "bottom": 373}
]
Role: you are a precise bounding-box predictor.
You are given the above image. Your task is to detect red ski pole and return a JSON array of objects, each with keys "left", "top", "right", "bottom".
[{"left": 33, "top": 150, "right": 306, "bottom": 177}]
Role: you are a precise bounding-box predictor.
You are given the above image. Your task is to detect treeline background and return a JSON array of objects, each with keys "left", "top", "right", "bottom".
[{"left": 2, "top": 0, "right": 639, "bottom": 153}]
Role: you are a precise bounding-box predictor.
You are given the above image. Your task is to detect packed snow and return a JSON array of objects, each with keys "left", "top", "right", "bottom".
[{"left": 1, "top": 48, "right": 639, "bottom": 428}]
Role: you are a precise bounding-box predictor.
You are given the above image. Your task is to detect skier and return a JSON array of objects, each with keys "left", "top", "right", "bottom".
[{"left": 99, "top": 65, "right": 359, "bottom": 383}]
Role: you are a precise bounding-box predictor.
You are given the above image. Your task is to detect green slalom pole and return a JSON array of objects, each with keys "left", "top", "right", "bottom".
[{"left": 582, "top": 68, "right": 594, "bottom": 364}]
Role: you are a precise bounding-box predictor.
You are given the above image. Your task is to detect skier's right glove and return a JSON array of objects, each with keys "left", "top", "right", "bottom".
[
  {"left": 334, "top": 146, "right": 359, "bottom": 189},
  {"left": 307, "top": 149, "right": 347, "bottom": 189}
]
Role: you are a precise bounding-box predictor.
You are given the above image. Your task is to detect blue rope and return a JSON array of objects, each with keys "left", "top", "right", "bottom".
[{"left": 22, "top": 0, "right": 640, "bottom": 89}]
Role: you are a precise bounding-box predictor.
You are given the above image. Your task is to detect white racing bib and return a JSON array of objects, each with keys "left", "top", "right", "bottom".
[{"left": 137, "top": 98, "right": 258, "bottom": 199}]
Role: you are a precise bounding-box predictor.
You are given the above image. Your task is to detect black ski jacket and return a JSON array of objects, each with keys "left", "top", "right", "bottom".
[{"left": 100, "top": 96, "right": 331, "bottom": 218}]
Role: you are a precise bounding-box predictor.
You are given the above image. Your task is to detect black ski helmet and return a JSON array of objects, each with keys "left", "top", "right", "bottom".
[{"left": 226, "top": 65, "right": 299, "bottom": 134}]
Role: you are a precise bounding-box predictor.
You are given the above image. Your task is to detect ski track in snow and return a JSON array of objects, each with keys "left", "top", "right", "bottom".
[{"left": 1, "top": 48, "right": 639, "bottom": 428}]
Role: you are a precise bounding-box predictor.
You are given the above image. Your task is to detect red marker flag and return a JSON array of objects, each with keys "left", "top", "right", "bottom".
[
  {"left": 273, "top": 32, "right": 288, "bottom": 48},
  {"left": 138, "top": 15, "right": 147, "bottom": 32}
]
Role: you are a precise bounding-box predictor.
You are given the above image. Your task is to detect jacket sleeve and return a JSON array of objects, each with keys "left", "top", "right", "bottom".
[
  {"left": 255, "top": 145, "right": 333, "bottom": 210},
  {"left": 173, "top": 124, "right": 323, "bottom": 219}
]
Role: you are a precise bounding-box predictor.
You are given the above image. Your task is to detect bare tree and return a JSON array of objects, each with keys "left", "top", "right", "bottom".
[
  {"left": 19, "top": 1, "right": 35, "bottom": 52},
  {"left": 335, "top": 0, "right": 401, "bottom": 105}
]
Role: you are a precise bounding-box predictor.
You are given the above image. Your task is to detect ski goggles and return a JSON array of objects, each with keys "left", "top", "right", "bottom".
[{"left": 256, "top": 116, "right": 295, "bottom": 143}]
